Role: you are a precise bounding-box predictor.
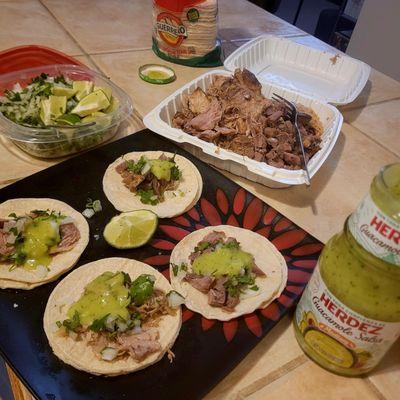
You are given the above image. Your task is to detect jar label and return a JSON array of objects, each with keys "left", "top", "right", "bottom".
[
  {"left": 295, "top": 266, "right": 400, "bottom": 372},
  {"left": 349, "top": 193, "right": 400, "bottom": 266}
]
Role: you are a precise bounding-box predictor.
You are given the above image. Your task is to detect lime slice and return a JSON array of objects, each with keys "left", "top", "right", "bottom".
[
  {"left": 52, "top": 85, "right": 77, "bottom": 99},
  {"left": 139, "top": 64, "right": 176, "bottom": 84},
  {"left": 104, "top": 96, "right": 120, "bottom": 114},
  {"left": 40, "top": 95, "right": 66, "bottom": 124},
  {"left": 94, "top": 85, "right": 112, "bottom": 100},
  {"left": 82, "top": 111, "right": 111, "bottom": 127},
  {"left": 71, "top": 89, "right": 110, "bottom": 117},
  {"left": 56, "top": 113, "right": 81, "bottom": 125},
  {"left": 39, "top": 98, "right": 52, "bottom": 125},
  {"left": 73, "top": 80, "right": 94, "bottom": 101},
  {"left": 103, "top": 210, "right": 158, "bottom": 249}
]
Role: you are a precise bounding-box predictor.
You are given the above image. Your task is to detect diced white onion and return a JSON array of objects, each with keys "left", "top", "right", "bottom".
[
  {"left": 116, "top": 321, "right": 128, "bottom": 332},
  {"left": 167, "top": 290, "right": 185, "bottom": 309},
  {"left": 133, "top": 326, "right": 142, "bottom": 334},
  {"left": 92, "top": 200, "right": 102, "bottom": 213},
  {"left": 6, "top": 233, "right": 16, "bottom": 244},
  {"left": 101, "top": 347, "right": 118, "bottom": 361},
  {"left": 60, "top": 216, "right": 74, "bottom": 225},
  {"left": 141, "top": 162, "right": 151, "bottom": 175},
  {"left": 68, "top": 330, "right": 78, "bottom": 340},
  {"left": 82, "top": 208, "right": 95, "bottom": 219}
]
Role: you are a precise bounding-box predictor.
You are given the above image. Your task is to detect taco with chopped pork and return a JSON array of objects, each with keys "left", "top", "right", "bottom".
[
  {"left": 44, "top": 257, "right": 182, "bottom": 376},
  {"left": 103, "top": 151, "right": 202, "bottom": 218},
  {"left": 170, "top": 225, "right": 287, "bottom": 321},
  {"left": 0, "top": 198, "right": 89, "bottom": 289}
]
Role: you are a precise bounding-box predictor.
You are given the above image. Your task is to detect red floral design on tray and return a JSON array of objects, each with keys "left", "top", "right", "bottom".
[{"left": 144, "top": 188, "right": 322, "bottom": 342}]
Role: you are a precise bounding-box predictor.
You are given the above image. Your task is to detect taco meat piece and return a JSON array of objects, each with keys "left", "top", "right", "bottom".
[
  {"left": 50, "top": 223, "right": 80, "bottom": 254},
  {"left": 208, "top": 277, "right": 228, "bottom": 307},
  {"left": 0, "top": 231, "right": 14, "bottom": 256},
  {"left": 223, "top": 294, "right": 240, "bottom": 311},
  {"left": 200, "top": 230, "right": 226, "bottom": 246},
  {"left": 187, "top": 99, "right": 222, "bottom": 131},
  {"left": 184, "top": 272, "right": 214, "bottom": 293},
  {"left": 187, "top": 87, "right": 211, "bottom": 114},
  {"left": 115, "top": 161, "right": 128, "bottom": 174},
  {"left": 252, "top": 264, "right": 266, "bottom": 277},
  {"left": 116, "top": 327, "right": 161, "bottom": 361}
]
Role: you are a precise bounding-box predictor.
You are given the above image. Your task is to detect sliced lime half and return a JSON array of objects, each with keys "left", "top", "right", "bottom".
[
  {"left": 103, "top": 210, "right": 158, "bottom": 249},
  {"left": 139, "top": 64, "right": 176, "bottom": 85}
]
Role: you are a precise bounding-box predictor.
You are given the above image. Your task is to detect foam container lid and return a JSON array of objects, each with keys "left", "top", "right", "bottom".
[{"left": 224, "top": 35, "right": 370, "bottom": 105}]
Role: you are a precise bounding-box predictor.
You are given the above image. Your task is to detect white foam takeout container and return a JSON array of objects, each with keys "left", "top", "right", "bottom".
[{"left": 144, "top": 35, "right": 370, "bottom": 187}]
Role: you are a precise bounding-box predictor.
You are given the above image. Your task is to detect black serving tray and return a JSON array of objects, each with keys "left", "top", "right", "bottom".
[{"left": 0, "top": 130, "right": 322, "bottom": 400}]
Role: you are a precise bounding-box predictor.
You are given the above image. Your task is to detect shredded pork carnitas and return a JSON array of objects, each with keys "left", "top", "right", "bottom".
[
  {"left": 83, "top": 289, "right": 174, "bottom": 362},
  {"left": 172, "top": 69, "right": 323, "bottom": 170}
]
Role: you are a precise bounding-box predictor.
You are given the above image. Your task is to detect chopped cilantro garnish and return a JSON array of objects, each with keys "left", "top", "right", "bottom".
[
  {"left": 126, "top": 156, "right": 147, "bottom": 174},
  {"left": 89, "top": 314, "right": 109, "bottom": 332},
  {"left": 62, "top": 311, "right": 81, "bottom": 332},
  {"left": 250, "top": 285, "right": 259, "bottom": 291},
  {"left": 222, "top": 240, "right": 240, "bottom": 250},
  {"left": 171, "top": 263, "right": 187, "bottom": 277},
  {"left": 56, "top": 321, "right": 62, "bottom": 328},
  {"left": 225, "top": 273, "right": 256, "bottom": 298},
  {"left": 194, "top": 241, "right": 210, "bottom": 252},
  {"left": 170, "top": 165, "right": 182, "bottom": 181},
  {"left": 137, "top": 189, "right": 159, "bottom": 205}
]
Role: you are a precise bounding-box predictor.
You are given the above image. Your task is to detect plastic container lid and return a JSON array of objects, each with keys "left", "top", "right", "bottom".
[
  {"left": 0, "top": 45, "right": 84, "bottom": 75},
  {"left": 224, "top": 35, "right": 370, "bottom": 105}
]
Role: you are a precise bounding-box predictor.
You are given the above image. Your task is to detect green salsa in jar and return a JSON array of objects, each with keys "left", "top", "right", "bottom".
[{"left": 294, "top": 163, "right": 400, "bottom": 376}]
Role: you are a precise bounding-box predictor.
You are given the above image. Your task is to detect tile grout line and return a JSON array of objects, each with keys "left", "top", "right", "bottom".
[
  {"left": 344, "top": 121, "right": 400, "bottom": 159},
  {"left": 365, "top": 377, "right": 388, "bottom": 400},
  {"left": 235, "top": 354, "right": 309, "bottom": 399},
  {"left": 38, "top": 0, "right": 88, "bottom": 57},
  {"left": 341, "top": 96, "right": 400, "bottom": 112}
]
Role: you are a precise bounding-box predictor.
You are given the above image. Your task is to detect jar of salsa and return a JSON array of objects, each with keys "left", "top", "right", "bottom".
[{"left": 294, "top": 163, "right": 400, "bottom": 376}]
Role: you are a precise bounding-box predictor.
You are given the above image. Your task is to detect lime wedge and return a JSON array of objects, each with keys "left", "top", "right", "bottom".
[
  {"left": 73, "top": 80, "right": 94, "bottom": 101},
  {"left": 94, "top": 85, "right": 112, "bottom": 100},
  {"left": 103, "top": 210, "right": 158, "bottom": 249},
  {"left": 56, "top": 113, "right": 81, "bottom": 125},
  {"left": 40, "top": 95, "right": 66, "bottom": 124},
  {"left": 139, "top": 64, "right": 176, "bottom": 84},
  {"left": 104, "top": 96, "right": 120, "bottom": 114},
  {"left": 40, "top": 98, "right": 52, "bottom": 125},
  {"left": 52, "top": 85, "right": 77, "bottom": 99},
  {"left": 82, "top": 111, "right": 111, "bottom": 127},
  {"left": 71, "top": 89, "right": 110, "bottom": 117}
]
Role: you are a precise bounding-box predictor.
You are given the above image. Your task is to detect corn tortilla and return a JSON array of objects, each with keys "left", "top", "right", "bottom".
[
  {"left": 103, "top": 151, "right": 202, "bottom": 218},
  {"left": 44, "top": 257, "right": 182, "bottom": 376},
  {"left": 0, "top": 198, "right": 89, "bottom": 288},
  {"left": 170, "top": 225, "right": 287, "bottom": 321}
]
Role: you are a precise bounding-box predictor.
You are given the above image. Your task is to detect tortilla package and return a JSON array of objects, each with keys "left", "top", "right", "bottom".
[
  {"left": 170, "top": 225, "right": 288, "bottom": 321},
  {"left": 103, "top": 151, "right": 202, "bottom": 218},
  {"left": 152, "top": 0, "right": 222, "bottom": 67},
  {"left": 44, "top": 258, "right": 182, "bottom": 376},
  {"left": 0, "top": 198, "right": 89, "bottom": 289}
]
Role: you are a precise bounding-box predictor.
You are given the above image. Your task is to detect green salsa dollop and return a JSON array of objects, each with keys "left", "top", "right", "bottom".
[
  {"left": 192, "top": 247, "right": 254, "bottom": 277},
  {"left": 67, "top": 271, "right": 130, "bottom": 326}
]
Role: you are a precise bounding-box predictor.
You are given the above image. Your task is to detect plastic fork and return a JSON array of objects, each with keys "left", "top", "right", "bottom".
[{"left": 271, "top": 92, "right": 311, "bottom": 186}]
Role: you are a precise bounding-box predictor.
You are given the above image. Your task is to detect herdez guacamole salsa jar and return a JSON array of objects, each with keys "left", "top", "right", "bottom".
[{"left": 294, "top": 163, "right": 400, "bottom": 376}]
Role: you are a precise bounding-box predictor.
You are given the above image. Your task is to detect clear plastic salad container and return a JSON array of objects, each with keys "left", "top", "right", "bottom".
[{"left": 0, "top": 64, "right": 133, "bottom": 158}]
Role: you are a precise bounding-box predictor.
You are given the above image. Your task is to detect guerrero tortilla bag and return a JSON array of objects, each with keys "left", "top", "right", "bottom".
[{"left": 152, "top": 0, "right": 222, "bottom": 67}]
